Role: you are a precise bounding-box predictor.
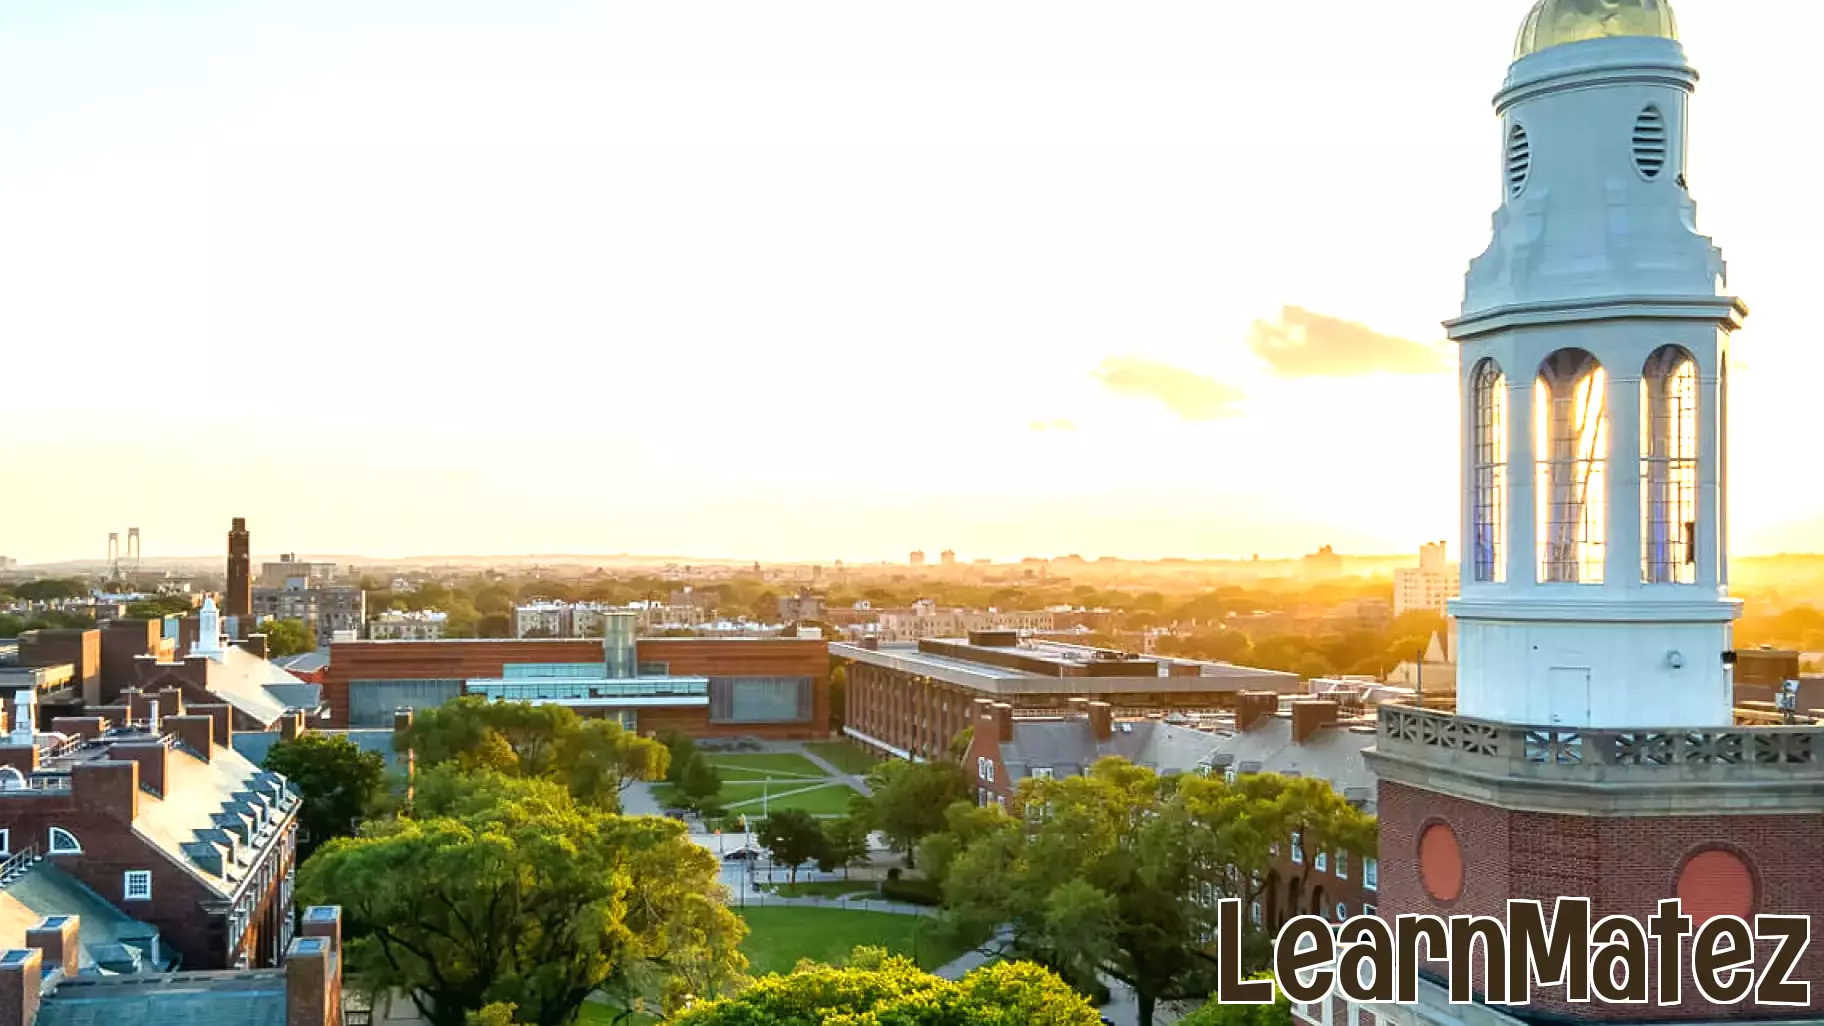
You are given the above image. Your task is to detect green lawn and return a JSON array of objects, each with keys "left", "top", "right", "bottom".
[
  {"left": 804, "top": 741, "right": 883, "bottom": 775},
  {"left": 763, "top": 879, "right": 876, "bottom": 899},
  {"left": 736, "top": 907, "right": 972, "bottom": 976},
  {"left": 705, "top": 753, "right": 830, "bottom": 779},
  {"left": 575, "top": 1004, "right": 658, "bottom": 1025},
  {"left": 724, "top": 782, "right": 862, "bottom": 816}
]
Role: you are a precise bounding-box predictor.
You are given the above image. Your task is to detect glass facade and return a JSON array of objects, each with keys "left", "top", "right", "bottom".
[
  {"left": 468, "top": 678, "right": 708, "bottom": 703},
  {"left": 503, "top": 662, "right": 608, "bottom": 678},
  {"left": 602, "top": 613, "right": 637, "bottom": 678},
  {"left": 708, "top": 676, "right": 813, "bottom": 724},
  {"left": 348, "top": 679, "right": 465, "bottom": 726}
]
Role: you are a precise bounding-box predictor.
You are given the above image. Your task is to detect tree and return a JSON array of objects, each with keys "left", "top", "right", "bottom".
[
  {"left": 300, "top": 771, "right": 746, "bottom": 1026},
  {"left": 478, "top": 613, "right": 513, "bottom": 638},
  {"left": 756, "top": 809, "right": 827, "bottom": 887},
  {"left": 259, "top": 618, "right": 316, "bottom": 657},
  {"left": 1175, "top": 974, "right": 1292, "bottom": 1026},
  {"left": 672, "top": 952, "right": 1101, "bottom": 1026},
  {"left": 676, "top": 756, "right": 723, "bottom": 810},
  {"left": 14, "top": 579, "right": 86, "bottom": 602},
  {"left": 828, "top": 664, "right": 848, "bottom": 731},
  {"left": 818, "top": 815, "right": 872, "bottom": 877},
  {"left": 865, "top": 759, "right": 972, "bottom": 866},
  {"left": 263, "top": 733, "right": 388, "bottom": 859},
  {"left": 935, "top": 759, "right": 1318, "bottom": 1026},
  {"left": 125, "top": 595, "right": 194, "bottom": 619},
  {"left": 398, "top": 697, "right": 669, "bottom": 812}
]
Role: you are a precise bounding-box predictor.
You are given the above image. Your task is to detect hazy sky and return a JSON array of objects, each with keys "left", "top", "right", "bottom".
[{"left": 3, "top": 0, "right": 1818, "bottom": 565}]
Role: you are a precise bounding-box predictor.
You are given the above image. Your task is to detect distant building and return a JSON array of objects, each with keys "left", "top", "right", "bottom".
[
  {"left": 832, "top": 632, "right": 1299, "bottom": 761},
  {"left": 0, "top": 557, "right": 15, "bottom": 571},
  {"left": 1299, "top": 545, "right": 1345, "bottom": 580},
  {"left": 259, "top": 554, "right": 339, "bottom": 588},
  {"left": 368, "top": 609, "right": 447, "bottom": 641},
  {"left": 322, "top": 627, "right": 831, "bottom": 739},
  {"left": 253, "top": 582, "right": 366, "bottom": 649},
  {"left": 512, "top": 601, "right": 626, "bottom": 638},
  {"left": 909, "top": 550, "right": 926, "bottom": 568},
  {"left": 775, "top": 590, "right": 825, "bottom": 623},
  {"left": 939, "top": 549, "right": 956, "bottom": 567},
  {"left": 1392, "top": 540, "right": 1458, "bottom": 618},
  {"left": 225, "top": 518, "right": 251, "bottom": 619}
]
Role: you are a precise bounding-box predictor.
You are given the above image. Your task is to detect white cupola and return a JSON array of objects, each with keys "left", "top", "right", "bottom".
[{"left": 1445, "top": 0, "right": 1745, "bottom": 729}]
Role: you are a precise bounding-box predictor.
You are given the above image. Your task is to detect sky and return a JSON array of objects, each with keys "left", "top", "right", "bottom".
[{"left": 3, "top": 0, "right": 1820, "bottom": 565}]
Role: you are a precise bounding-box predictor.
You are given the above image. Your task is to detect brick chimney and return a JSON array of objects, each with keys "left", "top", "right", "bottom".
[
  {"left": 1234, "top": 691, "right": 1279, "bottom": 732},
  {"left": 286, "top": 906, "right": 344, "bottom": 1026},
  {"left": 0, "top": 744, "right": 37, "bottom": 775},
  {"left": 124, "top": 689, "right": 159, "bottom": 728},
  {"left": 26, "top": 916, "right": 78, "bottom": 977},
  {"left": 167, "top": 715, "right": 215, "bottom": 762},
  {"left": 0, "top": 949, "right": 42, "bottom": 1026},
  {"left": 1088, "top": 701, "right": 1113, "bottom": 741},
  {"left": 72, "top": 760, "right": 138, "bottom": 824},
  {"left": 110, "top": 742, "right": 168, "bottom": 798},
  {"left": 189, "top": 703, "right": 234, "bottom": 748},
  {"left": 1291, "top": 700, "right": 1340, "bottom": 744},
  {"left": 237, "top": 634, "right": 268, "bottom": 660},
  {"left": 990, "top": 703, "right": 1014, "bottom": 743},
  {"left": 49, "top": 718, "right": 104, "bottom": 742},
  {"left": 279, "top": 711, "right": 306, "bottom": 742}
]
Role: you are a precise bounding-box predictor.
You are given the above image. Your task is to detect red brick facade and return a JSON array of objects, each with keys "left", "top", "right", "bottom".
[{"left": 1377, "top": 780, "right": 1824, "bottom": 1019}]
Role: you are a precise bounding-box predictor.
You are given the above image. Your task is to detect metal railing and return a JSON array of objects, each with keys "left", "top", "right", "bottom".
[{"left": 0, "top": 846, "right": 41, "bottom": 885}]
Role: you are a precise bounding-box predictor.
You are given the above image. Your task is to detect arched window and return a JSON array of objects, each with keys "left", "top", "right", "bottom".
[
  {"left": 1536, "top": 350, "right": 1609, "bottom": 584},
  {"left": 1472, "top": 360, "right": 1508, "bottom": 582},
  {"left": 1643, "top": 347, "right": 1699, "bottom": 583},
  {"left": 48, "top": 827, "right": 81, "bottom": 854}
]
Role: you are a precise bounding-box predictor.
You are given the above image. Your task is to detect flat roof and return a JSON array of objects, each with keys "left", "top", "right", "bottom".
[{"left": 831, "top": 640, "right": 1298, "bottom": 696}]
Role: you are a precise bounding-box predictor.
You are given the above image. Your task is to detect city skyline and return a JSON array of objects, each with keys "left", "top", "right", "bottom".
[{"left": 5, "top": 0, "right": 1821, "bottom": 565}]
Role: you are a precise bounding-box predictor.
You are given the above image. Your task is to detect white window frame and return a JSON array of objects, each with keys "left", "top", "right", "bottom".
[
  {"left": 1290, "top": 832, "right": 1304, "bottom": 865},
  {"left": 1363, "top": 903, "right": 1377, "bottom": 918},
  {"left": 1030, "top": 767, "right": 1054, "bottom": 780},
  {"left": 1363, "top": 858, "right": 1378, "bottom": 891},
  {"left": 1314, "top": 851, "right": 1328, "bottom": 873},
  {"left": 48, "top": 827, "right": 81, "bottom": 854},
  {"left": 1335, "top": 902, "right": 1348, "bottom": 922},
  {"left": 1334, "top": 851, "right": 1348, "bottom": 880},
  {"left": 1250, "top": 901, "right": 1263, "bottom": 927},
  {"left": 0, "top": 828, "right": 9, "bottom": 855},
  {"left": 123, "top": 870, "right": 152, "bottom": 902}
]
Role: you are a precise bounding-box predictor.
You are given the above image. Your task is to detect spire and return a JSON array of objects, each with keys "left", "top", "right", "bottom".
[{"left": 194, "top": 596, "right": 225, "bottom": 659}]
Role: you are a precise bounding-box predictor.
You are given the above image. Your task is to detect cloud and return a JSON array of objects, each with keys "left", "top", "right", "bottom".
[
  {"left": 1247, "top": 306, "right": 1449, "bottom": 378},
  {"left": 1028, "top": 418, "right": 1078, "bottom": 433},
  {"left": 1093, "top": 356, "right": 1245, "bottom": 422}
]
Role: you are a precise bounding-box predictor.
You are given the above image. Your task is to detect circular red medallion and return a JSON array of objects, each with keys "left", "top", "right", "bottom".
[
  {"left": 1419, "top": 822, "right": 1464, "bottom": 903},
  {"left": 1677, "top": 849, "right": 1754, "bottom": 924}
]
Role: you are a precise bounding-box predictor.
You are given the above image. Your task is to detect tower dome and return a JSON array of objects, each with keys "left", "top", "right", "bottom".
[{"left": 1514, "top": 0, "right": 1678, "bottom": 61}]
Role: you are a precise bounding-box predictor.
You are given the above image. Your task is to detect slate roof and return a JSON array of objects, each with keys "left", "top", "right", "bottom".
[
  {"left": 35, "top": 971, "right": 286, "bottom": 1026},
  {"left": 999, "top": 715, "right": 1378, "bottom": 811},
  {"left": 202, "top": 647, "right": 310, "bottom": 727},
  {"left": 272, "top": 648, "right": 330, "bottom": 675},
  {"left": 0, "top": 864, "right": 166, "bottom": 973},
  {"left": 127, "top": 743, "right": 299, "bottom": 898}
]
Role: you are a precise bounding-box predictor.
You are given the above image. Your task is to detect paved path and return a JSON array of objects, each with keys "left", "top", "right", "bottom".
[
  {"left": 722, "top": 779, "right": 850, "bottom": 811},
  {"left": 796, "top": 745, "right": 875, "bottom": 797},
  {"left": 620, "top": 781, "right": 665, "bottom": 817}
]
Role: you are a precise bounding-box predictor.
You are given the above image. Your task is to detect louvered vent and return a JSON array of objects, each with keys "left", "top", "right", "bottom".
[
  {"left": 1506, "top": 123, "right": 1531, "bottom": 199},
  {"left": 1633, "top": 106, "right": 1668, "bottom": 179}
]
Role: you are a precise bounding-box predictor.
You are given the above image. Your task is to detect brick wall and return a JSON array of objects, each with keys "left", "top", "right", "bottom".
[{"left": 1378, "top": 779, "right": 1824, "bottom": 1018}]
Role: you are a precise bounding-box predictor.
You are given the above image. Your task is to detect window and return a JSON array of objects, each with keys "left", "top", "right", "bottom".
[
  {"left": 1030, "top": 767, "right": 1054, "bottom": 780},
  {"left": 1335, "top": 851, "right": 1348, "bottom": 880},
  {"left": 1224, "top": 768, "right": 1237, "bottom": 785},
  {"left": 1643, "top": 347, "right": 1699, "bottom": 584},
  {"left": 1314, "top": 851, "right": 1328, "bottom": 873},
  {"left": 0, "top": 829, "right": 9, "bottom": 855},
  {"left": 1363, "top": 903, "right": 1377, "bottom": 918},
  {"left": 48, "top": 827, "right": 81, "bottom": 854},
  {"left": 1251, "top": 902, "right": 1263, "bottom": 927},
  {"left": 1363, "top": 858, "right": 1378, "bottom": 891},
  {"left": 977, "top": 757, "right": 995, "bottom": 783},
  {"left": 123, "top": 871, "right": 152, "bottom": 901},
  {"left": 708, "top": 677, "right": 813, "bottom": 724},
  {"left": 1536, "top": 349, "right": 1609, "bottom": 584},
  {"left": 1335, "top": 902, "right": 1348, "bottom": 922},
  {"left": 1291, "top": 833, "right": 1304, "bottom": 865},
  {"left": 1472, "top": 359, "right": 1508, "bottom": 582}
]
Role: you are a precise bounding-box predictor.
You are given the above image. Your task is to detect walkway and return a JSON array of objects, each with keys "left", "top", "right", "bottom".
[{"left": 794, "top": 743, "right": 875, "bottom": 797}]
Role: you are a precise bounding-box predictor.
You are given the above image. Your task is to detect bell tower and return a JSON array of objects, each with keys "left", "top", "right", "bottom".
[
  {"left": 1445, "top": 0, "right": 1743, "bottom": 729},
  {"left": 1355, "top": 5, "right": 1824, "bottom": 1025}
]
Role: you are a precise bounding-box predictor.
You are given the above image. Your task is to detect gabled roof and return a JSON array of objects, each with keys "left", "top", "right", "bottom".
[
  {"left": 130, "top": 744, "right": 299, "bottom": 898},
  {"left": 0, "top": 863, "right": 166, "bottom": 974},
  {"left": 201, "top": 648, "right": 315, "bottom": 727}
]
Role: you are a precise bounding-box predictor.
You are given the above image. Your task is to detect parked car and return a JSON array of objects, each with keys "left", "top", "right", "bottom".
[{"left": 722, "top": 847, "right": 765, "bottom": 862}]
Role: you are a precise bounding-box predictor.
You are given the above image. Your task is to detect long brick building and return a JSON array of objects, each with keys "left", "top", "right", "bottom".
[
  {"left": 322, "top": 620, "right": 830, "bottom": 738},
  {"left": 833, "top": 631, "right": 1299, "bottom": 762}
]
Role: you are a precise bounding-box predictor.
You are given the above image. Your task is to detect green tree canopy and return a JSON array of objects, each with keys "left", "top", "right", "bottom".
[
  {"left": 124, "top": 595, "right": 194, "bottom": 619},
  {"left": 263, "top": 733, "right": 388, "bottom": 859},
  {"left": 1175, "top": 973, "right": 1292, "bottom": 1026},
  {"left": 755, "top": 809, "right": 826, "bottom": 887},
  {"left": 671, "top": 951, "right": 1100, "bottom": 1026},
  {"left": 398, "top": 697, "right": 668, "bottom": 812},
  {"left": 864, "top": 759, "right": 972, "bottom": 866},
  {"left": 259, "top": 618, "right": 316, "bottom": 657},
  {"left": 301, "top": 770, "right": 746, "bottom": 1026}
]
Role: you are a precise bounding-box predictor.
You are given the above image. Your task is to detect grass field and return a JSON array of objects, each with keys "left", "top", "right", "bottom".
[
  {"left": 803, "top": 741, "right": 882, "bottom": 775},
  {"left": 575, "top": 1005, "right": 658, "bottom": 1025},
  {"left": 723, "top": 782, "right": 861, "bottom": 816},
  {"left": 705, "top": 753, "right": 829, "bottom": 779},
  {"left": 762, "top": 879, "right": 877, "bottom": 899},
  {"left": 736, "top": 907, "right": 972, "bottom": 976}
]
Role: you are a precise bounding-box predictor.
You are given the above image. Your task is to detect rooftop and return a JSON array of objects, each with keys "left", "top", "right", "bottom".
[
  {"left": 832, "top": 637, "right": 1298, "bottom": 696},
  {"left": 34, "top": 969, "right": 287, "bottom": 1026},
  {"left": 0, "top": 863, "right": 167, "bottom": 974}
]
